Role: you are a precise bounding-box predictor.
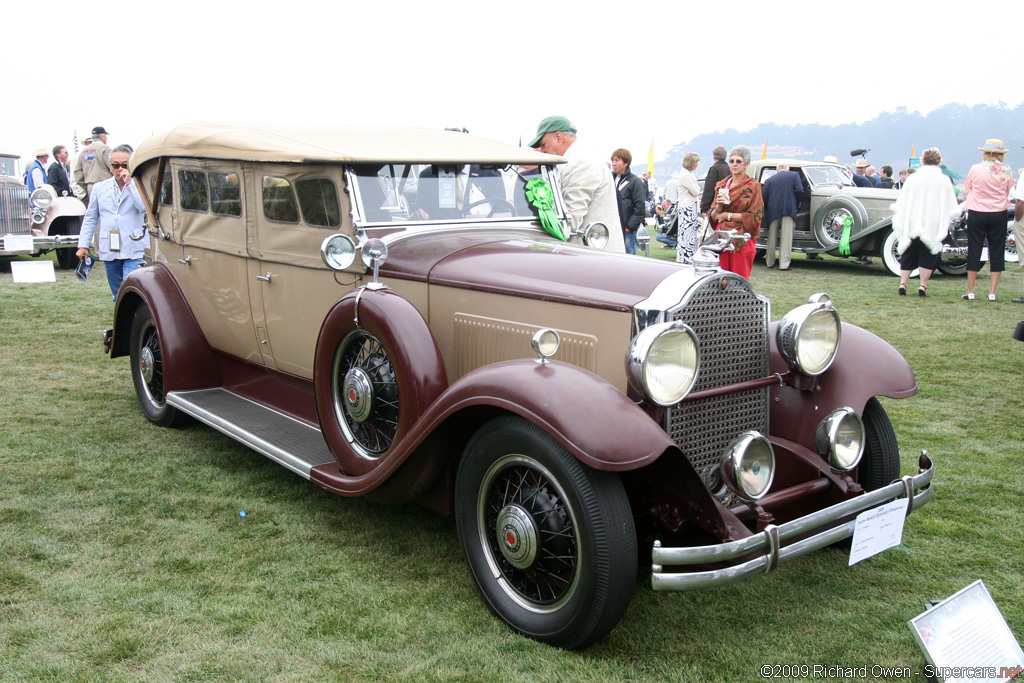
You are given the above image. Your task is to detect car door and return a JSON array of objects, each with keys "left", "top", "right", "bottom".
[
  {"left": 170, "top": 160, "right": 266, "bottom": 366},
  {"left": 249, "top": 163, "right": 360, "bottom": 379}
]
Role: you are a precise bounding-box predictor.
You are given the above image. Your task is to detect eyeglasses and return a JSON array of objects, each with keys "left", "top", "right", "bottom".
[
  {"left": 110, "top": 162, "right": 129, "bottom": 169},
  {"left": 728, "top": 159, "right": 745, "bottom": 165}
]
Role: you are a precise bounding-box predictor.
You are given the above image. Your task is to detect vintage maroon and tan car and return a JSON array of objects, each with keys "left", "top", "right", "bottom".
[{"left": 103, "top": 122, "right": 934, "bottom": 648}]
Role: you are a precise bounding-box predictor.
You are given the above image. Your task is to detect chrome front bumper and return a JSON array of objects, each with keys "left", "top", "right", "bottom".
[{"left": 651, "top": 451, "right": 934, "bottom": 591}]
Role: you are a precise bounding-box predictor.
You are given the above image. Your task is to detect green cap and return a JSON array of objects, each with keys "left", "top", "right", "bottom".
[{"left": 528, "top": 115, "right": 576, "bottom": 148}]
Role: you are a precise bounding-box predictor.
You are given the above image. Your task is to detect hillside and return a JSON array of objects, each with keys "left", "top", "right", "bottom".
[{"left": 657, "top": 102, "right": 1024, "bottom": 180}]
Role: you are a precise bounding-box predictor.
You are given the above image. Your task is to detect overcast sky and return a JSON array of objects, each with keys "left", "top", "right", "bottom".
[{"left": 8, "top": 0, "right": 1023, "bottom": 172}]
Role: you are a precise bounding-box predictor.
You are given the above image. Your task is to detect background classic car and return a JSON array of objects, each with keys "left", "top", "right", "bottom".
[
  {"left": 103, "top": 123, "right": 932, "bottom": 648},
  {"left": 748, "top": 158, "right": 1018, "bottom": 276},
  {"left": 0, "top": 152, "right": 84, "bottom": 269}
]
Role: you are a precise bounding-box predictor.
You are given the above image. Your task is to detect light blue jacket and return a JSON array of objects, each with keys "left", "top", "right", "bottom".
[{"left": 77, "top": 176, "right": 148, "bottom": 260}]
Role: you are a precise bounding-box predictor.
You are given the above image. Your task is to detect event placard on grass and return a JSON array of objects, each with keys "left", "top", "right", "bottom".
[
  {"left": 10, "top": 260, "right": 56, "bottom": 283},
  {"left": 908, "top": 580, "right": 1024, "bottom": 683}
]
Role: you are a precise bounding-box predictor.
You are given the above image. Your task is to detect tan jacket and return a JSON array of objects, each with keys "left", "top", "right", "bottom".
[
  {"left": 73, "top": 141, "right": 113, "bottom": 188},
  {"left": 557, "top": 142, "right": 625, "bottom": 253}
]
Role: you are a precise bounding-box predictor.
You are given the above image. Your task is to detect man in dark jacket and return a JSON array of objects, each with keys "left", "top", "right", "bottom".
[
  {"left": 47, "top": 145, "right": 75, "bottom": 197},
  {"left": 611, "top": 148, "right": 646, "bottom": 255},
  {"left": 700, "top": 146, "right": 730, "bottom": 216},
  {"left": 877, "top": 166, "right": 895, "bottom": 189},
  {"left": 761, "top": 164, "right": 803, "bottom": 270}
]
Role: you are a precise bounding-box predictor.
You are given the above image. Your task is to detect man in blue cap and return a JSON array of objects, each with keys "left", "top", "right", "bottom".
[{"left": 530, "top": 115, "right": 624, "bottom": 253}]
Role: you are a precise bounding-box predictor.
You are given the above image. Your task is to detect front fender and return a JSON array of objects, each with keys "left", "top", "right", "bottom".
[
  {"left": 310, "top": 358, "right": 678, "bottom": 497},
  {"left": 432, "top": 359, "right": 676, "bottom": 471},
  {"left": 110, "top": 263, "right": 222, "bottom": 393},
  {"left": 768, "top": 321, "right": 916, "bottom": 446}
]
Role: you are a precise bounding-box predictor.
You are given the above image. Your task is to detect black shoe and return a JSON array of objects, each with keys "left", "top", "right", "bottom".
[
  {"left": 1013, "top": 297, "right": 1024, "bottom": 304},
  {"left": 918, "top": 286, "right": 927, "bottom": 297},
  {"left": 898, "top": 284, "right": 906, "bottom": 296}
]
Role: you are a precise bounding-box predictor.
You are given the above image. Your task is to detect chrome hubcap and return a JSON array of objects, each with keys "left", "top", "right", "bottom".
[
  {"left": 140, "top": 346, "right": 155, "bottom": 384},
  {"left": 495, "top": 504, "right": 538, "bottom": 569},
  {"left": 343, "top": 367, "right": 374, "bottom": 423}
]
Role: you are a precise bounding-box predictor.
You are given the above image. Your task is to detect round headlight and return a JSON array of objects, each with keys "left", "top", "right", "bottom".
[
  {"left": 814, "top": 407, "right": 865, "bottom": 471},
  {"left": 531, "top": 328, "right": 560, "bottom": 360},
  {"left": 626, "top": 321, "right": 700, "bottom": 406},
  {"left": 320, "top": 234, "right": 356, "bottom": 270},
  {"left": 777, "top": 301, "right": 841, "bottom": 376},
  {"left": 720, "top": 431, "right": 775, "bottom": 502},
  {"left": 580, "top": 222, "right": 609, "bottom": 250},
  {"left": 30, "top": 186, "right": 55, "bottom": 210}
]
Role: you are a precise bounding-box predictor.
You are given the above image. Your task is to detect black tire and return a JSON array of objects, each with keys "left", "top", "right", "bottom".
[
  {"left": 129, "top": 304, "right": 188, "bottom": 427},
  {"left": 857, "top": 397, "right": 900, "bottom": 491},
  {"left": 52, "top": 216, "right": 82, "bottom": 270},
  {"left": 455, "top": 416, "right": 637, "bottom": 649}
]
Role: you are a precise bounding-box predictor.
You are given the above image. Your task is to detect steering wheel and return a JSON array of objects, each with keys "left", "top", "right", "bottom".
[{"left": 462, "top": 197, "right": 516, "bottom": 218}]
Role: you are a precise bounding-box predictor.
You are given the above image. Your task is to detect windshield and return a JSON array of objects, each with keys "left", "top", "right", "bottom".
[
  {"left": 803, "top": 164, "right": 854, "bottom": 188},
  {"left": 349, "top": 163, "right": 550, "bottom": 224}
]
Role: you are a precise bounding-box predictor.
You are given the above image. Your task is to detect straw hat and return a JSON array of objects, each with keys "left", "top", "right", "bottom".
[
  {"left": 854, "top": 159, "right": 868, "bottom": 168},
  {"left": 823, "top": 155, "right": 838, "bottom": 163},
  {"left": 977, "top": 138, "right": 1008, "bottom": 154},
  {"left": 35, "top": 148, "right": 48, "bottom": 157}
]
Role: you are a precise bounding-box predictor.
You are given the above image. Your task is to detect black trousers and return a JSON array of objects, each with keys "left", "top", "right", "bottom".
[{"left": 966, "top": 210, "right": 1007, "bottom": 272}]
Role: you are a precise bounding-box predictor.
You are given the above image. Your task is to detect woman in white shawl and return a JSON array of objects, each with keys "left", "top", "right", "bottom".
[
  {"left": 675, "top": 152, "right": 703, "bottom": 264},
  {"left": 890, "top": 147, "right": 960, "bottom": 296}
]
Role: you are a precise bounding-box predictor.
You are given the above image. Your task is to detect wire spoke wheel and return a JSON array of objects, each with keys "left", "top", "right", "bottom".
[
  {"left": 333, "top": 331, "right": 399, "bottom": 457},
  {"left": 455, "top": 417, "right": 636, "bottom": 649},
  {"left": 480, "top": 454, "right": 579, "bottom": 609},
  {"left": 129, "top": 303, "right": 187, "bottom": 427}
]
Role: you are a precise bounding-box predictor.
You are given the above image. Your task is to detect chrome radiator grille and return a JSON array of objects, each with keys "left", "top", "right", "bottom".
[
  {"left": 1, "top": 184, "right": 31, "bottom": 236},
  {"left": 666, "top": 275, "right": 769, "bottom": 478}
]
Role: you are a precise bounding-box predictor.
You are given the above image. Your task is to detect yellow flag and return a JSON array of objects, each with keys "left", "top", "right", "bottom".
[
  {"left": 761, "top": 140, "right": 769, "bottom": 160},
  {"left": 647, "top": 140, "right": 654, "bottom": 177},
  {"left": 911, "top": 142, "right": 916, "bottom": 157}
]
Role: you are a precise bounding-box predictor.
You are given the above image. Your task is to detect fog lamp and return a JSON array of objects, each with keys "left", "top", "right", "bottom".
[
  {"left": 720, "top": 431, "right": 775, "bottom": 502},
  {"left": 814, "top": 407, "right": 865, "bottom": 471}
]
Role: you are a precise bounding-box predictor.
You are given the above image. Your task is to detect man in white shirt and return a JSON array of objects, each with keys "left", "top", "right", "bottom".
[{"left": 529, "top": 116, "right": 625, "bottom": 253}]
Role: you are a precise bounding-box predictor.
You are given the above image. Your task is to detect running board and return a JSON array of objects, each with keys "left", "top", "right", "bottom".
[{"left": 166, "top": 388, "right": 336, "bottom": 479}]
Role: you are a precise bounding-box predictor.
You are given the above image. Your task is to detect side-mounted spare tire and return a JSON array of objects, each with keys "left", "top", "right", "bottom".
[
  {"left": 813, "top": 195, "right": 869, "bottom": 249},
  {"left": 313, "top": 288, "right": 447, "bottom": 477}
]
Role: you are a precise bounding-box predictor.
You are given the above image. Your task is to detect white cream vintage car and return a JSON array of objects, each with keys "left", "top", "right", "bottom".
[{"left": 100, "top": 123, "right": 934, "bottom": 648}]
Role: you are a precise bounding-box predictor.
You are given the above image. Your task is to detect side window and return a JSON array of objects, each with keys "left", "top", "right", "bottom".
[
  {"left": 150, "top": 171, "right": 172, "bottom": 206},
  {"left": 262, "top": 176, "right": 299, "bottom": 223},
  {"left": 179, "top": 169, "right": 209, "bottom": 212},
  {"left": 295, "top": 178, "right": 341, "bottom": 228},
  {"left": 209, "top": 172, "right": 242, "bottom": 217}
]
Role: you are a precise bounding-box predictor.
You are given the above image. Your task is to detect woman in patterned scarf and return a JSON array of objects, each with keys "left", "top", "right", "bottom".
[
  {"left": 707, "top": 146, "right": 764, "bottom": 278},
  {"left": 962, "top": 138, "right": 1015, "bottom": 301}
]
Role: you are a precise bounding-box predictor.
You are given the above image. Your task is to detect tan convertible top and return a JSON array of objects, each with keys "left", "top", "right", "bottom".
[{"left": 132, "top": 122, "right": 563, "bottom": 168}]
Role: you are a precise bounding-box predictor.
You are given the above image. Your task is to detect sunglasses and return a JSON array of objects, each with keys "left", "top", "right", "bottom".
[
  {"left": 111, "top": 162, "right": 129, "bottom": 169},
  {"left": 728, "top": 159, "right": 745, "bottom": 164}
]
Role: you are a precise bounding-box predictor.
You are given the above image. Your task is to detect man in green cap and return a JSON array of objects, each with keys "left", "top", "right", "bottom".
[{"left": 530, "top": 116, "right": 624, "bottom": 253}]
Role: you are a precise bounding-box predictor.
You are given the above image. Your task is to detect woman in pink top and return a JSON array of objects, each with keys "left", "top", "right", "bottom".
[{"left": 962, "top": 138, "right": 1015, "bottom": 301}]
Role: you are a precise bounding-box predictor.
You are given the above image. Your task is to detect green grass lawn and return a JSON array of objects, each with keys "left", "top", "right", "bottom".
[{"left": 1, "top": 251, "right": 1022, "bottom": 682}]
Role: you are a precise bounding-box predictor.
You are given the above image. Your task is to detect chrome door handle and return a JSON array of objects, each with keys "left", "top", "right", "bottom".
[
  {"left": 177, "top": 255, "right": 191, "bottom": 265},
  {"left": 256, "top": 272, "right": 272, "bottom": 282}
]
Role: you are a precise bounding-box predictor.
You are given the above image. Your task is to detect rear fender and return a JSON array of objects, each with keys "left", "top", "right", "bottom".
[
  {"left": 768, "top": 321, "right": 916, "bottom": 446},
  {"left": 110, "top": 263, "right": 222, "bottom": 392}
]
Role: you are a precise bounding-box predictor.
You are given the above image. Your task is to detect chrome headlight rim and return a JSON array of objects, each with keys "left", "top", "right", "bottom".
[
  {"left": 30, "top": 185, "right": 56, "bottom": 210},
  {"left": 578, "top": 221, "right": 610, "bottom": 250},
  {"left": 320, "top": 233, "right": 357, "bottom": 270},
  {"left": 720, "top": 431, "right": 775, "bottom": 502},
  {"left": 625, "top": 321, "right": 700, "bottom": 406},
  {"left": 814, "top": 407, "right": 865, "bottom": 471},
  {"left": 777, "top": 300, "right": 842, "bottom": 376}
]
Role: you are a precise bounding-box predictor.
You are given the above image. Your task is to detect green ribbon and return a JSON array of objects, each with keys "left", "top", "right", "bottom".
[
  {"left": 525, "top": 177, "right": 566, "bottom": 241},
  {"left": 838, "top": 215, "right": 853, "bottom": 256}
]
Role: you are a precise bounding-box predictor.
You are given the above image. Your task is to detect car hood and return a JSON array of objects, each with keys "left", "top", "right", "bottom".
[{"left": 380, "top": 228, "right": 684, "bottom": 312}]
